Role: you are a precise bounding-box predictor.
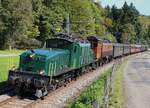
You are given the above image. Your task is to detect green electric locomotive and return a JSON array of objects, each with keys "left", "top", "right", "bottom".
[{"left": 8, "top": 33, "right": 95, "bottom": 98}]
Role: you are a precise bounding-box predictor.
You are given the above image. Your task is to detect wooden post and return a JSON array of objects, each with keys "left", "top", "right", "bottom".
[
  {"left": 92, "top": 100, "right": 99, "bottom": 108},
  {"left": 9, "top": 45, "right": 12, "bottom": 51},
  {"left": 104, "top": 78, "right": 109, "bottom": 108},
  {"left": 110, "top": 64, "right": 115, "bottom": 95}
]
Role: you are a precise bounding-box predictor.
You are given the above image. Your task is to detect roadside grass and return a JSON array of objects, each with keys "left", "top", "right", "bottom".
[
  {"left": 0, "top": 50, "right": 24, "bottom": 54},
  {"left": 0, "top": 50, "right": 22, "bottom": 83},
  {"left": 109, "top": 60, "right": 126, "bottom": 108},
  {"left": 0, "top": 56, "right": 20, "bottom": 83},
  {"left": 66, "top": 68, "right": 112, "bottom": 108}
]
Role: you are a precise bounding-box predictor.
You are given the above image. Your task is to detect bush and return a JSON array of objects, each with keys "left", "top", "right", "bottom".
[
  {"left": 67, "top": 69, "right": 112, "bottom": 108},
  {"left": 15, "top": 38, "right": 41, "bottom": 49}
]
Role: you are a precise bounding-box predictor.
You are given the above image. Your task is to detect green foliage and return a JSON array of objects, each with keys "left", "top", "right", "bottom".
[
  {"left": 102, "top": 33, "right": 117, "bottom": 42},
  {"left": 0, "top": 55, "right": 20, "bottom": 82},
  {"left": 0, "top": 50, "right": 23, "bottom": 82},
  {"left": 67, "top": 69, "right": 112, "bottom": 108},
  {"left": 27, "top": 25, "right": 40, "bottom": 38},
  {"left": 138, "top": 16, "right": 150, "bottom": 44},
  {"left": 106, "top": 2, "right": 150, "bottom": 44},
  {"left": 67, "top": 61, "right": 126, "bottom": 108},
  {"left": 69, "top": 0, "right": 95, "bottom": 35},
  {"left": 0, "top": 0, "right": 116, "bottom": 49},
  {"left": 109, "top": 61, "right": 127, "bottom": 108},
  {"left": 121, "top": 2, "right": 139, "bottom": 24},
  {"left": 0, "top": 0, "right": 150, "bottom": 49},
  {"left": 121, "top": 23, "right": 136, "bottom": 43},
  {"left": 0, "top": 0, "right": 38, "bottom": 49}
]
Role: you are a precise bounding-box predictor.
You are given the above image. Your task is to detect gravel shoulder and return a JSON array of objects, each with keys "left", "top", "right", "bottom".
[{"left": 124, "top": 52, "right": 150, "bottom": 108}]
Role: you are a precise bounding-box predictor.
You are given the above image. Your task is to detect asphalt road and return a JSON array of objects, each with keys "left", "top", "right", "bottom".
[{"left": 124, "top": 52, "right": 150, "bottom": 108}]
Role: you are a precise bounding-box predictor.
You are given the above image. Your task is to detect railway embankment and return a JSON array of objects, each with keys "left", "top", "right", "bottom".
[
  {"left": 24, "top": 61, "right": 114, "bottom": 108},
  {"left": 67, "top": 58, "right": 127, "bottom": 108}
]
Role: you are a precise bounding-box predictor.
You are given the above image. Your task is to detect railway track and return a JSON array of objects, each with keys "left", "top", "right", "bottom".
[
  {"left": 0, "top": 96, "right": 34, "bottom": 108},
  {"left": 0, "top": 84, "right": 35, "bottom": 108},
  {"left": 24, "top": 86, "right": 65, "bottom": 108},
  {"left": 0, "top": 96, "right": 18, "bottom": 106}
]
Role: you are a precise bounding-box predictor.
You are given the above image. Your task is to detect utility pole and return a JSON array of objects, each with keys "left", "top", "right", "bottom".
[
  {"left": 66, "top": 14, "right": 70, "bottom": 35},
  {"left": 64, "top": 14, "right": 95, "bottom": 35}
]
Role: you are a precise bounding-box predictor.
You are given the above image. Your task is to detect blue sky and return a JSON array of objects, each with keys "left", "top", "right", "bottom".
[{"left": 99, "top": 0, "right": 150, "bottom": 15}]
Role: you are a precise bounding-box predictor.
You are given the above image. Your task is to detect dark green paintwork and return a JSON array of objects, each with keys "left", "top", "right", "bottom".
[
  {"left": 70, "top": 42, "right": 94, "bottom": 68},
  {"left": 19, "top": 38, "right": 94, "bottom": 77}
]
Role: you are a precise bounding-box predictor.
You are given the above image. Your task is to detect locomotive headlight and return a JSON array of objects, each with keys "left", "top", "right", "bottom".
[
  {"left": 30, "top": 53, "right": 35, "bottom": 58},
  {"left": 39, "top": 70, "right": 45, "bottom": 75}
]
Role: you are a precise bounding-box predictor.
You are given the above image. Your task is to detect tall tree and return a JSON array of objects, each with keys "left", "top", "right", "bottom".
[
  {"left": 0, "top": 0, "right": 34, "bottom": 48},
  {"left": 121, "top": 23, "right": 136, "bottom": 43},
  {"left": 68, "top": 0, "right": 95, "bottom": 35}
]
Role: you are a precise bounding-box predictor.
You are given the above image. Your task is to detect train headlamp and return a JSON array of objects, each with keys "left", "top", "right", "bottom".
[
  {"left": 40, "top": 70, "right": 45, "bottom": 75},
  {"left": 30, "top": 53, "right": 35, "bottom": 58}
]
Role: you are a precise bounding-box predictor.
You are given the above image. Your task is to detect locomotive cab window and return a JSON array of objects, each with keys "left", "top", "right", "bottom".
[{"left": 46, "top": 39, "right": 72, "bottom": 49}]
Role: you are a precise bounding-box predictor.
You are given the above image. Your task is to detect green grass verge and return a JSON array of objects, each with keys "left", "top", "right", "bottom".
[
  {"left": 109, "top": 61, "right": 126, "bottom": 108},
  {"left": 0, "top": 50, "right": 24, "bottom": 54},
  {"left": 0, "top": 56, "right": 20, "bottom": 82},
  {"left": 0, "top": 50, "right": 22, "bottom": 83},
  {"left": 66, "top": 68, "right": 112, "bottom": 108}
]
